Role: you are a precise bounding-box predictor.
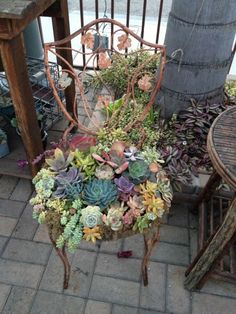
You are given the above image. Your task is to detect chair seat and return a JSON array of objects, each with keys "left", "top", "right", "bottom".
[{"left": 207, "top": 106, "right": 236, "bottom": 190}]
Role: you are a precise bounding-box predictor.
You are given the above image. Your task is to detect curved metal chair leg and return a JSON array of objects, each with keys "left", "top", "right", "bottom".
[
  {"left": 49, "top": 234, "right": 71, "bottom": 289},
  {"left": 142, "top": 227, "right": 160, "bottom": 286}
]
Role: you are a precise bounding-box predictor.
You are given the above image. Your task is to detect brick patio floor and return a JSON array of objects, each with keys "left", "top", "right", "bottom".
[{"left": 1, "top": 175, "right": 236, "bottom": 313}]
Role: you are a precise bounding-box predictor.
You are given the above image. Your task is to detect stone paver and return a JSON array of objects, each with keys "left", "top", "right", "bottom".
[
  {"left": 189, "top": 211, "right": 198, "bottom": 229},
  {"left": 192, "top": 292, "right": 236, "bottom": 314},
  {"left": 0, "top": 258, "right": 44, "bottom": 288},
  {"left": 202, "top": 278, "right": 236, "bottom": 299},
  {"left": 123, "top": 234, "right": 144, "bottom": 259},
  {"left": 2, "top": 238, "right": 51, "bottom": 265},
  {"left": 12, "top": 204, "right": 38, "bottom": 240},
  {"left": 189, "top": 229, "right": 198, "bottom": 262},
  {"left": 0, "top": 176, "right": 18, "bottom": 199},
  {"left": 39, "top": 250, "right": 68, "bottom": 293},
  {"left": 160, "top": 224, "right": 189, "bottom": 245},
  {"left": 2, "top": 286, "right": 35, "bottom": 314},
  {"left": 167, "top": 203, "right": 189, "bottom": 227},
  {"left": 0, "top": 199, "right": 25, "bottom": 218},
  {"left": 66, "top": 249, "right": 97, "bottom": 298},
  {"left": 33, "top": 224, "right": 51, "bottom": 244},
  {"left": 152, "top": 242, "right": 189, "bottom": 266},
  {"left": 138, "top": 310, "right": 165, "bottom": 314},
  {"left": 95, "top": 253, "right": 141, "bottom": 281},
  {"left": 0, "top": 216, "right": 18, "bottom": 236},
  {"left": 85, "top": 300, "right": 112, "bottom": 314},
  {"left": 79, "top": 239, "right": 99, "bottom": 252},
  {"left": 10, "top": 179, "right": 32, "bottom": 202},
  {"left": 89, "top": 275, "right": 140, "bottom": 307},
  {"left": 0, "top": 236, "right": 7, "bottom": 255},
  {"left": 31, "top": 290, "right": 85, "bottom": 314},
  {"left": 0, "top": 283, "right": 11, "bottom": 312},
  {"left": 99, "top": 239, "right": 123, "bottom": 253},
  {"left": 1, "top": 173, "right": 236, "bottom": 314},
  {"left": 113, "top": 304, "right": 138, "bottom": 314},
  {"left": 166, "top": 265, "right": 190, "bottom": 314},
  {"left": 140, "top": 262, "right": 166, "bottom": 312}
]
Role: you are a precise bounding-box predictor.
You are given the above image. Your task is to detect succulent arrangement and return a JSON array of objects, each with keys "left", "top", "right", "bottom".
[
  {"left": 31, "top": 138, "right": 172, "bottom": 252},
  {"left": 31, "top": 31, "right": 236, "bottom": 256}
]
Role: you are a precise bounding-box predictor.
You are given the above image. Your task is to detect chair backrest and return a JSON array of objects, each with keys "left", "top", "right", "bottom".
[{"left": 44, "top": 18, "right": 166, "bottom": 141}]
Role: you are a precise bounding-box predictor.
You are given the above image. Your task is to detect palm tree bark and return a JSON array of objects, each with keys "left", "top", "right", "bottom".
[{"left": 158, "top": 0, "right": 236, "bottom": 117}]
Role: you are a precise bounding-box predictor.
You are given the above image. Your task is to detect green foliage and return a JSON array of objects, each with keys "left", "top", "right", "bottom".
[
  {"left": 83, "top": 179, "right": 118, "bottom": 209},
  {"left": 225, "top": 80, "right": 236, "bottom": 98},
  {"left": 35, "top": 177, "right": 55, "bottom": 199},
  {"left": 103, "top": 97, "right": 124, "bottom": 117},
  {"left": 140, "top": 147, "right": 164, "bottom": 164},
  {"left": 97, "top": 127, "right": 129, "bottom": 151},
  {"left": 128, "top": 160, "right": 151, "bottom": 184},
  {"left": 56, "top": 212, "right": 83, "bottom": 252},
  {"left": 133, "top": 214, "right": 150, "bottom": 233},
  {"left": 72, "top": 150, "right": 97, "bottom": 179},
  {"left": 94, "top": 51, "right": 160, "bottom": 99}
]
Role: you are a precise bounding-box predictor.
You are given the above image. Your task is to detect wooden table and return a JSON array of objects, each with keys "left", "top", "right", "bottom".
[
  {"left": 185, "top": 106, "right": 236, "bottom": 290},
  {"left": 0, "top": 0, "right": 74, "bottom": 177}
]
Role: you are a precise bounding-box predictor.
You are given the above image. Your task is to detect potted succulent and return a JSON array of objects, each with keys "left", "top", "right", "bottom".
[{"left": 0, "top": 128, "right": 9, "bottom": 158}]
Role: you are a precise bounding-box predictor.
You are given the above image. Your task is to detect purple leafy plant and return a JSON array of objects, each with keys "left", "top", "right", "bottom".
[{"left": 114, "top": 176, "right": 135, "bottom": 201}]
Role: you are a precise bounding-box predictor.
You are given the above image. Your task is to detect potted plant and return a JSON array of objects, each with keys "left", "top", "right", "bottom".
[
  {"left": 0, "top": 128, "right": 9, "bottom": 158},
  {"left": 11, "top": 115, "right": 48, "bottom": 150}
]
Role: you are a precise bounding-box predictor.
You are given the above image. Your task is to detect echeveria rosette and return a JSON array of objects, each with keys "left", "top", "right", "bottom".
[
  {"left": 45, "top": 148, "right": 74, "bottom": 172},
  {"left": 114, "top": 176, "right": 134, "bottom": 193},
  {"left": 54, "top": 167, "right": 84, "bottom": 200},
  {"left": 128, "top": 160, "right": 151, "bottom": 184},
  {"left": 80, "top": 206, "right": 102, "bottom": 228},
  {"left": 103, "top": 202, "right": 126, "bottom": 231},
  {"left": 83, "top": 179, "right": 118, "bottom": 209},
  {"left": 114, "top": 176, "right": 135, "bottom": 201},
  {"left": 95, "top": 164, "right": 114, "bottom": 180}
]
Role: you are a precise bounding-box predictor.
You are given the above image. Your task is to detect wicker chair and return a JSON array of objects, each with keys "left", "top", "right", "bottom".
[{"left": 185, "top": 106, "right": 236, "bottom": 291}]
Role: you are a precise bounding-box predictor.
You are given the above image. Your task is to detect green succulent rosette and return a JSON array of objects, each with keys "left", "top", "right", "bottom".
[
  {"left": 83, "top": 179, "right": 118, "bottom": 209},
  {"left": 128, "top": 160, "right": 151, "bottom": 184},
  {"left": 80, "top": 206, "right": 102, "bottom": 228}
]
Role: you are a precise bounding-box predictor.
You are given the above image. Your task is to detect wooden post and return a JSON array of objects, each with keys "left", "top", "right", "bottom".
[
  {"left": 184, "top": 197, "right": 236, "bottom": 291},
  {"left": 0, "top": 34, "right": 43, "bottom": 176},
  {"left": 192, "top": 170, "right": 221, "bottom": 214},
  {"left": 51, "top": 0, "right": 75, "bottom": 113}
]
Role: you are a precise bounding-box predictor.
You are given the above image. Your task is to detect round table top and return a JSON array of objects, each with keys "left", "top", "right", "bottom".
[{"left": 207, "top": 106, "right": 236, "bottom": 190}]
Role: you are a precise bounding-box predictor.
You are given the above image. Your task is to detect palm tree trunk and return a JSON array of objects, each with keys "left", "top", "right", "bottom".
[{"left": 158, "top": 0, "right": 236, "bottom": 117}]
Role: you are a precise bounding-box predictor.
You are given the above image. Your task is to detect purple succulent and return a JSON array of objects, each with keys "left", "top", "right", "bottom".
[
  {"left": 114, "top": 176, "right": 134, "bottom": 194},
  {"left": 54, "top": 167, "right": 84, "bottom": 199}
]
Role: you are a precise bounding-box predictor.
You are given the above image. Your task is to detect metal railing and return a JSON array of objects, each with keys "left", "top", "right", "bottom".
[{"left": 69, "top": 0, "right": 168, "bottom": 67}]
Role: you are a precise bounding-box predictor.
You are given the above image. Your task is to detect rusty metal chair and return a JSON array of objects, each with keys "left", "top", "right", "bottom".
[
  {"left": 185, "top": 105, "right": 236, "bottom": 291},
  {"left": 43, "top": 18, "right": 167, "bottom": 289}
]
